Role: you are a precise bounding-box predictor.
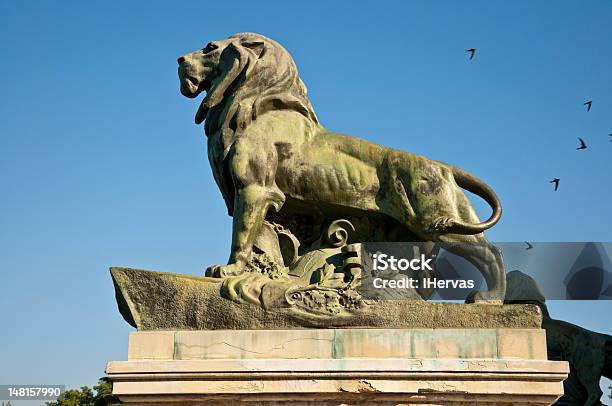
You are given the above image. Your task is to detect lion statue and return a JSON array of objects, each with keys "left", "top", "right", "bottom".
[
  {"left": 178, "top": 32, "right": 506, "bottom": 302},
  {"left": 506, "top": 271, "right": 612, "bottom": 405}
]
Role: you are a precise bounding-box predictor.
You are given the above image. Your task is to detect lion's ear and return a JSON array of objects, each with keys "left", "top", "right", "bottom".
[{"left": 241, "top": 40, "right": 266, "bottom": 59}]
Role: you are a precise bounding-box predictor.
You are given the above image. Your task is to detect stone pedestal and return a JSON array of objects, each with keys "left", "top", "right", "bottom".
[{"left": 107, "top": 328, "right": 568, "bottom": 405}]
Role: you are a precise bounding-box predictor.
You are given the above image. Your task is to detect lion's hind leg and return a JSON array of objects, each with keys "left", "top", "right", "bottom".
[
  {"left": 436, "top": 234, "right": 506, "bottom": 303},
  {"left": 392, "top": 159, "right": 505, "bottom": 302},
  {"left": 379, "top": 154, "right": 505, "bottom": 302},
  {"left": 428, "top": 198, "right": 506, "bottom": 303}
]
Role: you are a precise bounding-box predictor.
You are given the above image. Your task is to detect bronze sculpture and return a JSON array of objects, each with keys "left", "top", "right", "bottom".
[
  {"left": 177, "top": 32, "right": 506, "bottom": 302},
  {"left": 506, "top": 271, "right": 612, "bottom": 405}
]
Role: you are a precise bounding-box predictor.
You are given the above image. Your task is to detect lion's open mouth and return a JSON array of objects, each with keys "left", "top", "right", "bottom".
[
  {"left": 180, "top": 75, "right": 200, "bottom": 98},
  {"left": 186, "top": 76, "right": 199, "bottom": 89},
  {"left": 181, "top": 75, "right": 212, "bottom": 98}
]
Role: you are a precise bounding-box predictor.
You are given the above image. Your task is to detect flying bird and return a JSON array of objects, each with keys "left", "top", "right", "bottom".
[
  {"left": 466, "top": 48, "right": 476, "bottom": 60},
  {"left": 550, "top": 178, "right": 560, "bottom": 191},
  {"left": 584, "top": 100, "right": 592, "bottom": 111},
  {"left": 525, "top": 242, "right": 534, "bottom": 250},
  {"left": 577, "top": 137, "right": 587, "bottom": 150}
]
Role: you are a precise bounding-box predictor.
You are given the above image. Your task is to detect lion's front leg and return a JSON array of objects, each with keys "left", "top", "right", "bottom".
[{"left": 206, "top": 185, "right": 284, "bottom": 278}]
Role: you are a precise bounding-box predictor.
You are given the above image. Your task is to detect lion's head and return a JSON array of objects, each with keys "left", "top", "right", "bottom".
[{"left": 178, "top": 32, "right": 318, "bottom": 130}]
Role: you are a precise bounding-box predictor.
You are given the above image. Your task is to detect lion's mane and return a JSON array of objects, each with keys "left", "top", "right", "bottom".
[{"left": 204, "top": 32, "right": 319, "bottom": 137}]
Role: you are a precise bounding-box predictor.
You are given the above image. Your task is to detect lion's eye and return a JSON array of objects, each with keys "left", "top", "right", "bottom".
[{"left": 202, "top": 43, "right": 218, "bottom": 54}]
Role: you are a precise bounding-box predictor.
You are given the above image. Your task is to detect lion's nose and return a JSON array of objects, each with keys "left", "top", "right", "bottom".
[{"left": 177, "top": 56, "right": 186, "bottom": 65}]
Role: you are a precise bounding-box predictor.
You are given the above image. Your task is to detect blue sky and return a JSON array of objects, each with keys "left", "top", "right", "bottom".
[{"left": 1, "top": 0, "right": 611, "bottom": 400}]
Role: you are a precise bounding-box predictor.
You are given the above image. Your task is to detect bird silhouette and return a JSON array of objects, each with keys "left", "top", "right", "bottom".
[
  {"left": 525, "top": 242, "right": 534, "bottom": 250},
  {"left": 584, "top": 100, "right": 592, "bottom": 111},
  {"left": 466, "top": 48, "right": 476, "bottom": 60},
  {"left": 550, "top": 178, "right": 560, "bottom": 191},
  {"left": 609, "top": 133, "right": 611, "bottom": 142},
  {"left": 577, "top": 137, "right": 587, "bottom": 150}
]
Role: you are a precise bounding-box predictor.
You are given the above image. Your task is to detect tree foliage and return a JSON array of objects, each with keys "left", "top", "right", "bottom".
[
  {"left": 92, "top": 378, "right": 122, "bottom": 406},
  {"left": 46, "top": 378, "right": 122, "bottom": 406}
]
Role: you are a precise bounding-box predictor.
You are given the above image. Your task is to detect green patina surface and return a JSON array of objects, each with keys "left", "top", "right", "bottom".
[{"left": 177, "top": 32, "right": 507, "bottom": 303}]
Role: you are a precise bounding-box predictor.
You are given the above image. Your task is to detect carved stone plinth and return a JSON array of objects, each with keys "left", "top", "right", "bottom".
[
  {"left": 111, "top": 267, "right": 542, "bottom": 330},
  {"left": 106, "top": 328, "right": 568, "bottom": 405}
]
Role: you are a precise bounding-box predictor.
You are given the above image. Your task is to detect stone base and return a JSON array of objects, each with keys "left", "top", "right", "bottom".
[
  {"left": 110, "top": 267, "right": 543, "bottom": 330},
  {"left": 107, "top": 329, "right": 568, "bottom": 405}
]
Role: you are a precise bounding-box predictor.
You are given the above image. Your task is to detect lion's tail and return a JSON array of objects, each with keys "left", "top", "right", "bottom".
[{"left": 447, "top": 166, "right": 502, "bottom": 235}]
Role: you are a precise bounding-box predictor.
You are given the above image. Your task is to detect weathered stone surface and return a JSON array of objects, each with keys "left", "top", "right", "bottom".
[
  {"left": 107, "top": 328, "right": 568, "bottom": 405},
  {"left": 126, "top": 328, "right": 548, "bottom": 361},
  {"left": 108, "top": 358, "right": 568, "bottom": 405},
  {"left": 111, "top": 267, "right": 541, "bottom": 330}
]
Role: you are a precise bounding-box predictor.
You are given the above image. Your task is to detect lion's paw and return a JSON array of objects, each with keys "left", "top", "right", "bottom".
[{"left": 205, "top": 263, "right": 245, "bottom": 278}]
